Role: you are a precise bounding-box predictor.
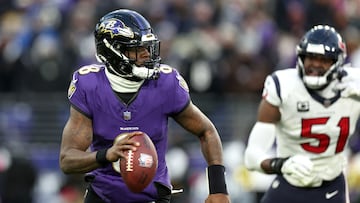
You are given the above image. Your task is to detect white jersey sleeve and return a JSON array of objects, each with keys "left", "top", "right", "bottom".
[{"left": 262, "top": 74, "right": 281, "bottom": 106}]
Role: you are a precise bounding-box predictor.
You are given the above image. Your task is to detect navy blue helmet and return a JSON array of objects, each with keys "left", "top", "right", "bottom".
[
  {"left": 94, "top": 9, "right": 161, "bottom": 79},
  {"left": 296, "top": 25, "right": 347, "bottom": 89}
]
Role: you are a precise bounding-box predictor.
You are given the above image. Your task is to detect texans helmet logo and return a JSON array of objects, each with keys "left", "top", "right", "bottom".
[
  {"left": 138, "top": 153, "right": 154, "bottom": 168},
  {"left": 338, "top": 41, "right": 346, "bottom": 53}
]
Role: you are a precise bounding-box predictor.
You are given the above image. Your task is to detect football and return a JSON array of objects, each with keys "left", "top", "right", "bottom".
[{"left": 120, "top": 132, "right": 158, "bottom": 193}]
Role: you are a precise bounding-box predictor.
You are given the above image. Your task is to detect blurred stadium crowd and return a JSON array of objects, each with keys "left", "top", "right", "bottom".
[
  {"left": 1, "top": 0, "right": 359, "bottom": 94},
  {"left": 0, "top": 0, "right": 360, "bottom": 203}
]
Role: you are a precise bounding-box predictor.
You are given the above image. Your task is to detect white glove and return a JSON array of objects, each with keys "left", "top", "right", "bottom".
[
  {"left": 281, "top": 155, "right": 321, "bottom": 187},
  {"left": 334, "top": 76, "right": 360, "bottom": 98}
]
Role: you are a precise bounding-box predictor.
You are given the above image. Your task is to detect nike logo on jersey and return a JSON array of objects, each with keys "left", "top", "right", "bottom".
[{"left": 325, "top": 190, "right": 338, "bottom": 199}]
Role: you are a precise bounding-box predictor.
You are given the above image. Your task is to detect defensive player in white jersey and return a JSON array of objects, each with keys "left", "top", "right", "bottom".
[{"left": 244, "top": 25, "right": 360, "bottom": 203}]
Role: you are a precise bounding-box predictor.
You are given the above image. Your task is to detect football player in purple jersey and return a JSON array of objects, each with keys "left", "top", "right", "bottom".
[
  {"left": 244, "top": 25, "right": 360, "bottom": 203},
  {"left": 59, "top": 9, "right": 230, "bottom": 203}
]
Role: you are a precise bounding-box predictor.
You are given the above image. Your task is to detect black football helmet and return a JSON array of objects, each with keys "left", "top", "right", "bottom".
[
  {"left": 296, "top": 25, "right": 347, "bottom": 89},
  {"left": 94, "top": 9, "right": 161, "bottom": 79}
]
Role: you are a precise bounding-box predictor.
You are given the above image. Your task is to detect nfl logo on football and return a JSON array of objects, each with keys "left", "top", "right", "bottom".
[{"left": 138, "top": 153, "right": 153, "bottom": 168}]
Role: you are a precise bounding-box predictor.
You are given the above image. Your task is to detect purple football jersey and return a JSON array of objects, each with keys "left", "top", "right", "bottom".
[{"left": 67, "top": 64, "right": 190, "bottom": 203}]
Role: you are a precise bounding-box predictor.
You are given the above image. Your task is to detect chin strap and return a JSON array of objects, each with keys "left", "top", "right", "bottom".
[{"left": 132, "top": 64, "right": 159, "bottom": 79}]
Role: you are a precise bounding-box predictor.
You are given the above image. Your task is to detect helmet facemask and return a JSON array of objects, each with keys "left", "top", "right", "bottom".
[
  {"left": 297, "top": 52, "right": 344, "bottom": 90},
  {"left": 98, "top": 37, "right": 161, "bottom": 80}
]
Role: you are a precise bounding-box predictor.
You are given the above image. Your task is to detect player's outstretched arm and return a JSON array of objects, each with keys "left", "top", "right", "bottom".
[
  {"left": 174, "top": 102, "right": 222, "bottom": 165},
  {"left": 173, "top": 102, "right": 230, "bottom": 203},
  {"left": 244, "top": 99, "right": 280, "bottom": 172}
]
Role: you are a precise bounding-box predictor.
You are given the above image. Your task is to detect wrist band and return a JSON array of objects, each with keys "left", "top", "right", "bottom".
[
  {"left": 207, "top": 165, "right": 228, "bottom": 194},
  {"left": 96, "top": 148, "right": 110, "bottom": 166},
  {"left": 270, "top": 157, "right": 288, "bottom": 174}
]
